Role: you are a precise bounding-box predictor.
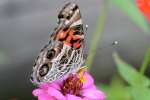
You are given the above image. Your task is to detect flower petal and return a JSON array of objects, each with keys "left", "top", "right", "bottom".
[
  {"left": 38, "top": 94, "right": 55, "bottom": 100},
  {"left": 49, "top": 81, "right": 61, "bottom": 90},
  {"left": 82, "top": 89, "right": 105, "bottom": 100},
  {"left": 48, "top": 87, "right": 66, "bottom": 100},
  {"left": 136, "top": 0, "right": 150, "bottom": 21},
  {"left": 32, "top": 89, "right": 45, "bottom": 96},
  {"left": 33, "top": 89, "right": 56, "bottom": 100},
  {"left": 82, "top": 71, "right": 94, "bottom": 88},
  {"left": 66, "top": 94, "right": 82, "bottom": 100},
  {"left": 39, "top": 80, "right": 62, "bottom": 90}
]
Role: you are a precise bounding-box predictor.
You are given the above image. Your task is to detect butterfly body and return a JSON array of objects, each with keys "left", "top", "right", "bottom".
[{"left": 30, "top": 3, "right": 86, "bottom": 85}]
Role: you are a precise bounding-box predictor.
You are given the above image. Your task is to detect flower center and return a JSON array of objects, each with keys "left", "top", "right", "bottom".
[{"left": 61, "top": 74, "right": 83, "bottom": 96}]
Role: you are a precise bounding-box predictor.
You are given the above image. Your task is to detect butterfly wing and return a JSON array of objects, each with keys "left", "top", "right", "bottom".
[{"left": 30, "top": 3, "right": 85, "bottom": 85}]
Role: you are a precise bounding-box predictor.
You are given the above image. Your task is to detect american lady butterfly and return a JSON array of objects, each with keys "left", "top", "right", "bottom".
[{"left": 30, "top": 3, "right": 86, "bottom": 85}]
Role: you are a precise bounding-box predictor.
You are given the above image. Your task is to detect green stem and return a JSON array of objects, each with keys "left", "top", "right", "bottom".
[
  {"left": 140, "top": 48, "right": 150, "bottom": 75},
  {"left": 85, "top": 1, "right": 108, "bottom": 70}
]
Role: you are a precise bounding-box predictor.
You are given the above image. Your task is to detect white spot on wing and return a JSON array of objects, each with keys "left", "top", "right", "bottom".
[{"left": 71, "top": 19, "right": 82, "bottom": 27}]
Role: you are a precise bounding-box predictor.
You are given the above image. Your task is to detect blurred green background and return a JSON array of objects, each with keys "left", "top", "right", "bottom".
[{"left": 0, "top": 0, "right": 150, "bottom": 100}]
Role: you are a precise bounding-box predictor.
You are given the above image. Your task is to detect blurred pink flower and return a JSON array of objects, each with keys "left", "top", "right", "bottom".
[{"left": 32, "top": 71, "right": 105, "bottom": 100}]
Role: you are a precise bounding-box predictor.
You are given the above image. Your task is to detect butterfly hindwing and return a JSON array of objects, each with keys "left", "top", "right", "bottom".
[{"left": 30, "top": 3, "right": 85, "bottom": 85}]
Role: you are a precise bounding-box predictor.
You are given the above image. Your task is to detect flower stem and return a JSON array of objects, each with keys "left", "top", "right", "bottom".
[
  {"left": 86, "top": 1, "right": 108, "bottom": 70},
  {"left": 140, "top": 48, "right": 150, "bottom": 75}
]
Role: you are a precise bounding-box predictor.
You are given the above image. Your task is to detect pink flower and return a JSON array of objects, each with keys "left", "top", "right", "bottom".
[{"left": 32, "top": 71, "right": 105, "bottom": 100}]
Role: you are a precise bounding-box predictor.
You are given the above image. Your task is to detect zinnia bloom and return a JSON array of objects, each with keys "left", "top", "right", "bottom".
[
  {"left": 32, "top": 70, "right": 105, "bottom": 100},
  {"left": 136, "top": 0, "right": 150, "bottom": 21}
]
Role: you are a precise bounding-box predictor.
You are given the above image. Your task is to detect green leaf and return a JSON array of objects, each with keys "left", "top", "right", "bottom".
[
  {"left": 140, "top": 48, "right": 150, "bottom": 75},
  {"left": 129, "top": 87, "right": 150, "bottom": 100},
  {"left": 111, "top": 0, "right": 149, "bottom": 33},
  {"left": 106, "top": 77, "right": 131, "bottom": 100},
  {"left": 113, "top": 52, "right": 150, "bottom": 87},
  {"left": 96, "top": 83, "right": 109, "bottom": 93}
]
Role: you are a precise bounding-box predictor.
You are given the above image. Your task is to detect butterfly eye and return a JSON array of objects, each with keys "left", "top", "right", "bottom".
[
  {"left": 39, "top": 64, "right": 49, "bottom": 77},
  {"left": 46, "top": 49, "right": 55, "bottom": 59}
]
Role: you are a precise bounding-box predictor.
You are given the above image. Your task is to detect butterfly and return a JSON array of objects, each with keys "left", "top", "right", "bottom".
[{"left": 30, "top": 3, "right": 86, "bottom": 85}]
